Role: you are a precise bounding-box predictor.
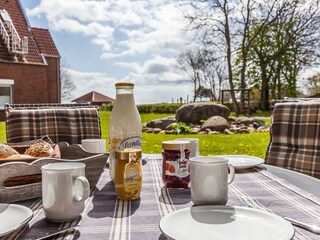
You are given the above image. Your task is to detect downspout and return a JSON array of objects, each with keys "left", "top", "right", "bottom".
[{"left": 57, "top": 57, "right": 61, "bottom": 103}]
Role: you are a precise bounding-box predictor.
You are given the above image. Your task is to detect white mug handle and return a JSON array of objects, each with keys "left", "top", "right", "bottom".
[
  {"left": 227, "top": 164, "right": 235, "bottom": 184},
  {"left": 73, "top": 176, "right": 90, "bottom": 202}
]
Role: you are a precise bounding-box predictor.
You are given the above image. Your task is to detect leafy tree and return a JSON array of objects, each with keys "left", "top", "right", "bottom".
[
  {"left": 246, "top": 0, "right": 320, "bottom": 109},
  {"left": 185, "top": 0, "right": 320, "bottom": 111}
]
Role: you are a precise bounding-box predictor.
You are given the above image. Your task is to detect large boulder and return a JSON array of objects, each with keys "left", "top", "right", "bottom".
[
  {"left": 200, "top": 116, "right": 230, "bottom": 132},
  {"left": 176, "top": 102, "right": 230, "bottom": 124},
  {"left": 146, "top": 116, "right": 177, "bottom": 130}
]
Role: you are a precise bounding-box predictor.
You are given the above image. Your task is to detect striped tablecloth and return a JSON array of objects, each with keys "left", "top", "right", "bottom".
[{"left": 2, "top": 156, "right": 320, "bottom": 240}]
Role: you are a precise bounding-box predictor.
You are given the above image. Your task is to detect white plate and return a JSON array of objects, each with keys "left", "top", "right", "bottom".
[
  {"left": 0, "top": 204, "right": 33, "bottom": 237},
  {"left": 216, "top": 155, "right": 264, "bottom": 169},
  {"left": 160, "top": 205, "right": 294, "bottom": 240}
]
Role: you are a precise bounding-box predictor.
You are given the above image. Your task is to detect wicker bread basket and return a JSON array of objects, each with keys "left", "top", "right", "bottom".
[{"left": 0, "top": 142, "right": 109, "bottom": 203}]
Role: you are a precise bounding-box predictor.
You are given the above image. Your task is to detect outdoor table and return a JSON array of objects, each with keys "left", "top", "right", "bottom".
[{"left": 2, "top": 154, "right": 320, "bottom": 240}]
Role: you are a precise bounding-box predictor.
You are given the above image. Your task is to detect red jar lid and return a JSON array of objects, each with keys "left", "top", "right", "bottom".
[{"left": 162, "top": 140, "right": 191, "bottom": 151}]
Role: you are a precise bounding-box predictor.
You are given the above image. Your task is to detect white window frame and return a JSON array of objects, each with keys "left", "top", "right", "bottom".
[{"left": 0, "top": 79, "right": 14, "bottom": 109}]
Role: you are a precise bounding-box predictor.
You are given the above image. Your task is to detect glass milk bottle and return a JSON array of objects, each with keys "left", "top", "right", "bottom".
[{"left": 108, "top": 82, "right": 142, "bottom": 181}]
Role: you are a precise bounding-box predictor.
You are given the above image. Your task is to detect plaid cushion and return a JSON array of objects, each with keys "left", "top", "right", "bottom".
[
  {"left": 6, "top": 104, "right": 101, "bottom": 144},
  {"left": 265, "top": 102, "right": 320, "bottom": 179}
]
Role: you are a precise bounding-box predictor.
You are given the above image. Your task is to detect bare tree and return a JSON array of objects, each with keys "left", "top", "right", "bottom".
[
  {"left": 177, "top": 49, "right": 206, "bottom": 102},
  {"left": 60, "top": 60, "right": 76, "bottom": 101},
  {"left": 182, "top": 1, "right": 236, "bottom": 108},
  {"left": 177, "top": 47, "right": 225, "bottom": 101},
  {"left": 206, "top": 57, "right": 227, "bottom": 101},
  {"left": 306, "top": 73, "right": 320, "bottom": 96}
]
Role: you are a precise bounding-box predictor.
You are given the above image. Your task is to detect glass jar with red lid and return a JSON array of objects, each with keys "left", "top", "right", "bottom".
[{"left": 162, "top": 140, "right": 191, "bottom": 188}]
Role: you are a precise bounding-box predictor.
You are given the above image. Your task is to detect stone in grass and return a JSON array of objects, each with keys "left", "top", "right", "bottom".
[
  {"left": 224, "top": 129, "right": 233, "bottom": 134},
  {"left": 236, "top": 117, "right": 266, "bottom": 127},
  {"left": 200, "top": 116, "right": 230, "bottom": 132},
  {"left": 146, "top": 116, "right": 177, "bottom": 130},
  {"left": 165, "top": 130, "right": 175, "bottom": 134},
  {"left": 208, "top": 131, "right": 220, "bottom": 134},
  {"left": 239, "top": 129, "right": 250, "bottom": 134},
  {"left": 153, "top": 128, "right": 162, "bottom": 134}
]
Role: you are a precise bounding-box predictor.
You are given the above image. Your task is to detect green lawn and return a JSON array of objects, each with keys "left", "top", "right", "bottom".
[
  {"left": 0, "top": 122, "right": 5, "bottom": 143},
  {"left": 0, "top": 111, "right": 270, "bottom": 158}
]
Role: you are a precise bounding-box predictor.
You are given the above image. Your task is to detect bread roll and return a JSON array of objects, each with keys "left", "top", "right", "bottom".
[
  {"left": 24, "top": 141, "right": 54, "bottom": 157},
  {"left": 5, "top": 154, "right": 34, "bottom": 159},
  {"left": 0, "top": 143, "right": 19, "bottom": 159}
]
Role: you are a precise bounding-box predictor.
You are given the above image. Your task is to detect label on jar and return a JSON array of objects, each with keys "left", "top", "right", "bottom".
[
  {"left": 165, "top": 159, "right": 189, "bottom": 177},
  {"left": 109, "top": 136, "right": 142, "bottom": 180},
  {"left": 124, "top": 162, "right": 142, "bottom": 198}
]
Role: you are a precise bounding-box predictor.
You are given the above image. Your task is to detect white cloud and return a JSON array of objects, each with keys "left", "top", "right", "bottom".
[
  {"left": 144, "top": 55, "right": 175, "bottom": 74},
  {"left": 67, "top": 66, "right": 192, "bottom": 104},
  {"left": 134, "top": 83, "right": 192, "bottom": 104},
  {"left": 26, "top": 0, "right": 195, "bottom": 103},
  {"left": 67, "top": 69, "right": 117, "bottom": 99},
  {"left": 119, "top": 55, "right": 192, "bottom": 93},
  {"left": 91, "top": 38, "right": 112, "bottom": 52},
  {"left": 26, "top": 0, "right": 191, "bottom": 59},
  {"left": 115, "top": 62, "right": 144, "bottom": 74}
]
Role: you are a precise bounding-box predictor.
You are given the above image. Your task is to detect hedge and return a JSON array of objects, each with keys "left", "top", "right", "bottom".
[{"left": 100, "top": 103, "right": 183, "bottom": 114}]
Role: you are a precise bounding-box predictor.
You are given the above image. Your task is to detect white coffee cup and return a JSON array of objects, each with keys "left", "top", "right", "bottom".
[
  {"left": 175, "top": 138, "right": 199, "bottom": 158},
  {"left": 190, "top": 156, "right": 235, "bottom": 205},
  {"left": 81, "top": 139, "right": 106, "bottom": 153},
  {"left": 41, "top": 162, "right": 90, "bottom": 222}
]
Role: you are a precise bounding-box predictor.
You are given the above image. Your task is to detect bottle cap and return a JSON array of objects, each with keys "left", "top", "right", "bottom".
[{"left": 115, "top": 82, "right": 134, "bottom": 88}]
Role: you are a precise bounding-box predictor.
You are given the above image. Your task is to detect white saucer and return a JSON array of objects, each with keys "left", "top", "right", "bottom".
[
  {"left": 160, "top": 205, "right": 294, "bottom": 240},
  {"left": 216, "top": 155, "right": 264, "bottom": 169},
  {"left": 0, "top": 203, "right": 33, "bottom": 237}
]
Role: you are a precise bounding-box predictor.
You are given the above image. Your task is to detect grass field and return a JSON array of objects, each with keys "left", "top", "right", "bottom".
[{"left": 0, "top": 111, "right": 270, "bottom": 158}]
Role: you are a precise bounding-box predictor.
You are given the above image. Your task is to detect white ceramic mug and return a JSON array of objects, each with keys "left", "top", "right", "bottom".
[
  {"left": 81, "top": 139, "right": 106, "bottom": 153},
  {"left": 175, "top": 138, "right": 199, "bottom": 158},
  {"left": 41, "top": 162, "right": 90, "bottom": 222},
  {"left": 190, "top": 156, "right": 235, "bottom": 205}
]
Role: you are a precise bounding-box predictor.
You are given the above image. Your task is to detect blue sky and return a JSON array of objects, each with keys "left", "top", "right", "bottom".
[{"left": 20, "top": 0, "right": 194, "bottom": 103}]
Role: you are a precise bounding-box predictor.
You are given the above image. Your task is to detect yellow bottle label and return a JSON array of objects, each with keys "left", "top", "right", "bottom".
[{"left": 124, "top": 161, "right": 142, "bottom": 199}]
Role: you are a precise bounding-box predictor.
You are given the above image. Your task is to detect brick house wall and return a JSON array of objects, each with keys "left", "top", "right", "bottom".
[
  {"left": 0, "top": 58, "right": 60, "bottom": 120},
  {"left": 0, "top": 61, "right": 58, "bottom": 103},
  {"left": 45, "top": 57, "right": 61, "bottom": 103},
  {"left": 0, "top": 0, "right": 61, "bottom": 121}
]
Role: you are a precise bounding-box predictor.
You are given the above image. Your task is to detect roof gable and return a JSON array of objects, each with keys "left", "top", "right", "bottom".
[
  {"left": 72, "top": 91, "right": 115, "bottom": 103},
  {"left": 0, "top": 0, "right": 59, "bottom": 64},
  {"left": 32, "top": 27, "right": 60, "bottom": 58}
]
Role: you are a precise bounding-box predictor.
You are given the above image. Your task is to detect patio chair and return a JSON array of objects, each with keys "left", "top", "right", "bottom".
[
  {"left": 5, "top": 103, "right": 101, "bottom": 144},
  {"left": 265, "top": 101, "right": 320, "bottom": 179}
]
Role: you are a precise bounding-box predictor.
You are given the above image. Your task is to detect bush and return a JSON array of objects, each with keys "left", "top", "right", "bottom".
[
  {"left": 137, "top": 103, "right": 183, "bottom": 114},
  {"left": 100, "top": 103, "right": 113, "bottom": 111},
  {"left": 101, "top": 103, "right": 183, "bottom": 114},
  {"left": 169, "top": 122, "right": 192, "bottom": 134}
]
